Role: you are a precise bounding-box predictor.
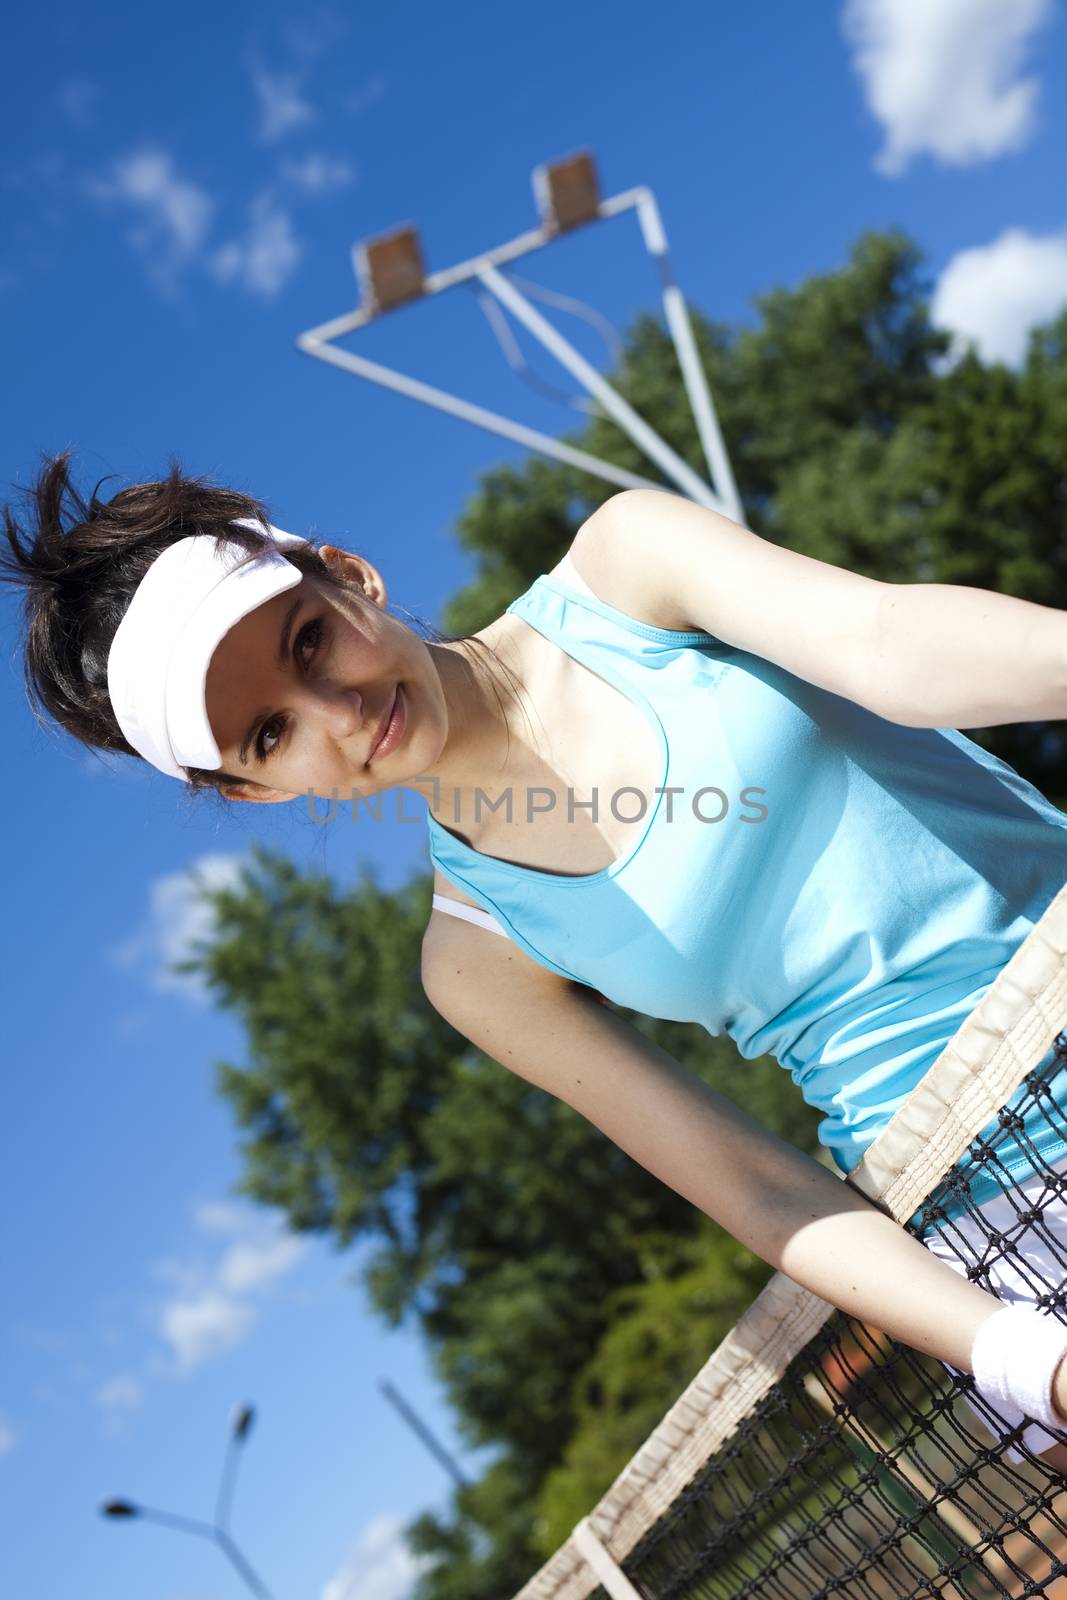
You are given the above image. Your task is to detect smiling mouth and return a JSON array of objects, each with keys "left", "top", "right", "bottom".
[{"left": 367, "top": 684, "right": 405, "bottom": 762}]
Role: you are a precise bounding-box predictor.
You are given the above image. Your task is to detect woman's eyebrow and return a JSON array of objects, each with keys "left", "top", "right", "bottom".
[{"left": 237, "top": 594, "right": 305, "bottom": 766}]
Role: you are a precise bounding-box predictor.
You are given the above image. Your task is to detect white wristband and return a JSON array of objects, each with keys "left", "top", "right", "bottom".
[{"left": 971, "top": 1304, "right": 1067, "bottom": 1434}]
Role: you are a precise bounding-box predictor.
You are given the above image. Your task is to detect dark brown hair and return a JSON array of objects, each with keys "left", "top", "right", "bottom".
[{"left": 0, "top": 449, "right": 528, "bottom": 798}]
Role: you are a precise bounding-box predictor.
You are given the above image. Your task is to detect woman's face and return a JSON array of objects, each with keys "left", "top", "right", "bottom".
[{"left": 203, "top": 546, "right": 447, "bottom": 803}]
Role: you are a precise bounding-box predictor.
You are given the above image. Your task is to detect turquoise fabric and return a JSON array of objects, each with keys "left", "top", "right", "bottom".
[{"left": 426, "top": 571, "right": 1067, "bottom": 1225}]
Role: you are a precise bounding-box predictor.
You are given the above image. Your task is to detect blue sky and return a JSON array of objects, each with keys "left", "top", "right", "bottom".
[{"left": 2, "top": 3, "right": 1066, "bottom": 1598}]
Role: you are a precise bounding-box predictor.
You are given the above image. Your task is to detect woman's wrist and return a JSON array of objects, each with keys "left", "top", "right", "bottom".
[
  {"left": 971, "top": 1304, "right": 1067, "bottom": 1433},
  {"left": 1054, "top": 1351, "right": 1067, "bottom": 1426}
]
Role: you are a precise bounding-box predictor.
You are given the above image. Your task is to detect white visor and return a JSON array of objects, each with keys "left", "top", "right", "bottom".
[{"left": 106, "top": 517, "right": 310, "bottom": 781}]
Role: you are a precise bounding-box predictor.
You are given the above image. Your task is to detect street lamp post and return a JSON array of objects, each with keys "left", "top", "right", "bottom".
[
  {"left": 100, "top": 1401, "right": 275, "bottom": 1600},
  {"left": 378, "top": 1378, "right": 470, "bottom": 1488}
]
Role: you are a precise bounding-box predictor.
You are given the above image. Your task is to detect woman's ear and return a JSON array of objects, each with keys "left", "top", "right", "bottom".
[
  {"left": 219, "top": 782, "right": 295, "bottom": 805},
  {"left": 318, "top": 544, "right": 387, "bottom": 606}
]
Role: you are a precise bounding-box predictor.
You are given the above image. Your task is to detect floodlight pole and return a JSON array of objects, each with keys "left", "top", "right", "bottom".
[{"left": 296, "top": 174, "right": 745, "bottom": 523}]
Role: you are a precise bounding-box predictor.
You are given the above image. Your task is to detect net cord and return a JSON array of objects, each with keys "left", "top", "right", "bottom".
[{"left": 511, "top": 877, "right": 1067, "bottom": 1600}]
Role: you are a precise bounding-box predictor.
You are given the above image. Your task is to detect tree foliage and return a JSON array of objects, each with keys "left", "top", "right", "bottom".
[{"left": 178, "top": 229, "right": 1067, "bottom": 1599}]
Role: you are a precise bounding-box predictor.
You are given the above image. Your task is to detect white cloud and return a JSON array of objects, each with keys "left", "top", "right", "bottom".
[
  {"left": 248, "top": 61, "right": 316, "bottom": 143},
  {"left": 108, "top": 852, "right": 248, "bottom": 1002},
  {"left": 207, "top": 191, "right": 303, "bottom": 298},
  {"left": 84, "top": 147, "right": 214, "bottom": 294},
  {"left": 151, "top": 1205, "right": 308, "bottom": 1374},
  {"left": 932, "top": 227, "right": 1067, "bottom": 368},
  {"left": 322, "top": 1512, "right": 433, "bottom": 1600},
  {"left": 280, "top": 153, "right": 357, "bottom": 194},
  {"left": 842, "top": 0, "right": 1053, "bottom": 176},
  {"left": 216, "top": 1234, "right": 307, "bottom": 1296},
  {"left": 83, "top": 148, "right": 302, "bottom": 300},
  {"left": 0, "top": 1414, "right": 17, "bottom": 1457},
  {"left": 159, "top": 1287, "right": 256, "bottom": 1372},
  {"left": 245, "top": 9, "right": 350, "bottom": 142}
]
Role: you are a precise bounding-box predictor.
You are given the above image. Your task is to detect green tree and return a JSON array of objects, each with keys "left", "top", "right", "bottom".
[
  {"left": 179, "top": 228, "right": 1067, "bottom": 1598},
  {"left": 447, "top": 229, "right": 1066, "bottom": 797},
  {"left": 176, "top": 849, "right": 807, "bottom": 1598},
  {"left": 531, "top": 1221, "right": 770, "bottom": 1556}
]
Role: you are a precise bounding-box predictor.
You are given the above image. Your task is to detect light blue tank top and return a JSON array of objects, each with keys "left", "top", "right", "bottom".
[{"left": 426, "top": 566, "right": 1067, "bottom": 1224}]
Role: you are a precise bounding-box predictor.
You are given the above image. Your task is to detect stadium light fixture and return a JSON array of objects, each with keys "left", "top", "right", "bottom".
[{"left": 296, "top": 151, "right": 744, "bottom": 522}]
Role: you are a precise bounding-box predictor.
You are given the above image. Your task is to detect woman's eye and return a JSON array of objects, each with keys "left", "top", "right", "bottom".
[
  {"left": 296, "top": 617, "right": 324, "bottom": 667},
  {"left": 256, "top": 618, "right": 327, "bottom": 760},
  {"left": 256, "top": 717, "right": 286, "bottom": 761}
]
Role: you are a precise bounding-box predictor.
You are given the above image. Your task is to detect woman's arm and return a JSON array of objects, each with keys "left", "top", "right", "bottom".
[
  {"left": 422, "top": 914, "right": 1066, "bottom": 1410},
  {"left": 581, "top": 488, "right": 1067, "bottom": 730}
]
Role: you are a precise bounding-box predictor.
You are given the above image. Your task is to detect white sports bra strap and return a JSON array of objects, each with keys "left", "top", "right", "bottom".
[
  {"left": 428, "top": 555, "right": 595, "bottom": 949},
  {"left": 554, "top": 549, "right": 599, "bottom": 599},
  {"left": 431, "top": 892, "right": 509, "bottom": 938}
]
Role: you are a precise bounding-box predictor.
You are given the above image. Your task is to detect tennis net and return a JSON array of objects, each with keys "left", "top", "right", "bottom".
[{"left": 512, "top": 881, "right": 1067, "bottom": 1600}]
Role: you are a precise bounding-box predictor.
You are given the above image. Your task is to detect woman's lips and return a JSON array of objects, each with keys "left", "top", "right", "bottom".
[{"left": 368, "top": 684, "right": 406, "bottom": 761}]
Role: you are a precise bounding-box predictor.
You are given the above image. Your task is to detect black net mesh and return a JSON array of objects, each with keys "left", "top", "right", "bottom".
[{"left": 598, "top": 1032, "right": 1067, "bottom": 1600}]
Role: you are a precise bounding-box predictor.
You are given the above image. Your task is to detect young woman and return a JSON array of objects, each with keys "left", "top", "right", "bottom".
[{"left": 7, "top": 450, "right": 1067, "bottom": 1474}]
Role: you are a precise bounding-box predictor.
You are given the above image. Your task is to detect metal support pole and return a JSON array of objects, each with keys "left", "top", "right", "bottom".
[
  {"left": 634, "top": 189, "right": 745, "bottom": 523},
  {"left": 476, "top": 263, "right": 725, "bottom": 514},
  {"left": 296, "top": 332, "right": 670, "bottom": 496}
]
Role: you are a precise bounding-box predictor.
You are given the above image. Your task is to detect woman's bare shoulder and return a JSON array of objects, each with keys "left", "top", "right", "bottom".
[
  {"left": 549, "top": 506, "right": 695, "bottom": 633},
  {"left": 422, "top": 871, "right": 577, "bottom": 1018}
]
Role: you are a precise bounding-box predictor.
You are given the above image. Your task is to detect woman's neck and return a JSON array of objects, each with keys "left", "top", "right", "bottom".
[{"left": 411, "top": 619, "right": 560, "bottom": 841}]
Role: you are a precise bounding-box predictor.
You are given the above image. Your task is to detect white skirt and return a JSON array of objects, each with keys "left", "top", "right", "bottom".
[{"left": 921, "top": 1150, "right": 1067, "bottom": 1465}]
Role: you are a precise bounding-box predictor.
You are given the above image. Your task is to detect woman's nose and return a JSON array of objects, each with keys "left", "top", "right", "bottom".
[{"left": 308, "top": 682, "right": 365, "bottom": 740}]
